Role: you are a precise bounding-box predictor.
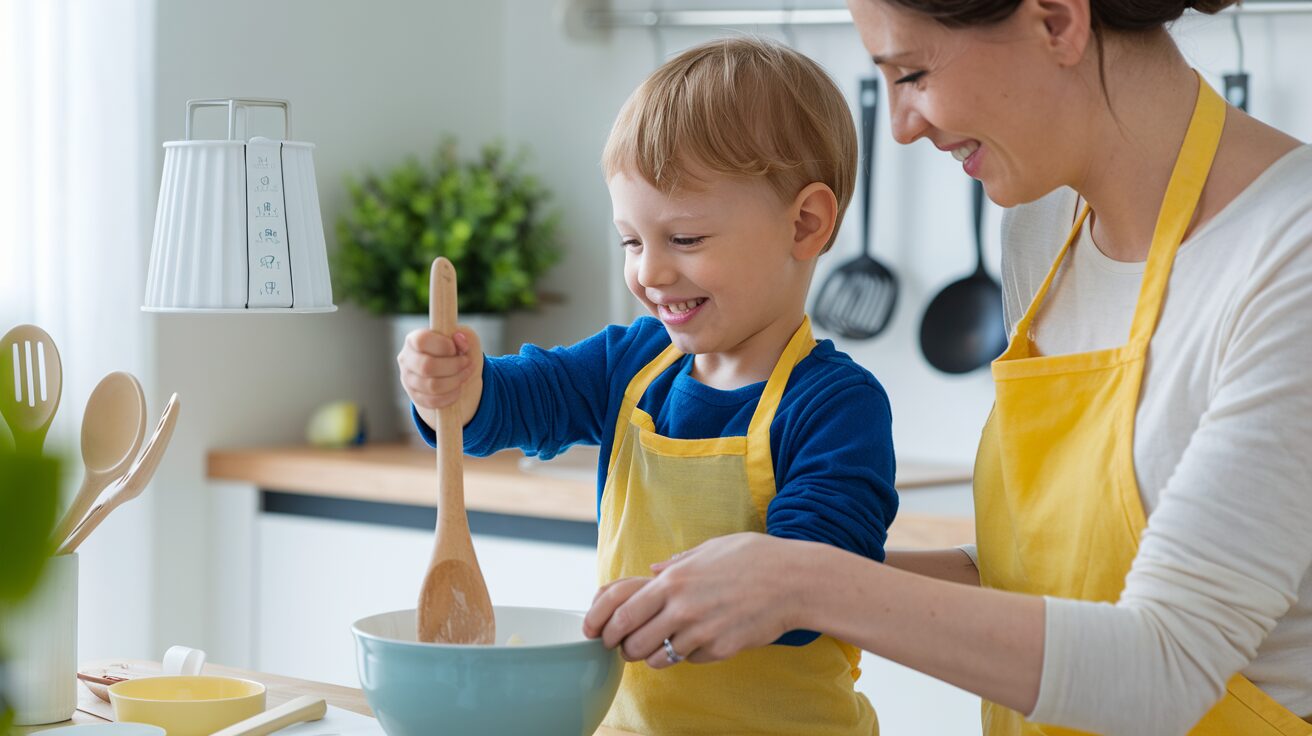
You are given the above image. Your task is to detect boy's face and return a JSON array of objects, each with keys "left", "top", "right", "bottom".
[{"left": 610, "top": 169, "right": 813, "bottom": 359}]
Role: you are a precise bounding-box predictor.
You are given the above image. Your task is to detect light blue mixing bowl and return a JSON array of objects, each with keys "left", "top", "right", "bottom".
[{"left": 352, "top": 606, "right": 623, "bottom": 736}]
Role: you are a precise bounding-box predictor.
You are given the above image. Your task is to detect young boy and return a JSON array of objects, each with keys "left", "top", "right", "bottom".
[{"left": 398, "top": 36, "right": 893, "bottom": 735}]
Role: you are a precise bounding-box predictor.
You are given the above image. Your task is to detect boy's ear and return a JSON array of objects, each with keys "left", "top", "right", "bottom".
[{"left": 791, "top": 182, "right": 838, "bottom": 261}]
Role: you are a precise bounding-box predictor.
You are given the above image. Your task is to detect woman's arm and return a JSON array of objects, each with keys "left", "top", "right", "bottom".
[
  {"left": 808, "top": 541, "right": 1042, "bottom": 711},
  {"left": 883, "top": 548, "right": 980, "bottom": 586},
  {"left": 584, "top": 533, "right": 1044, "bottom": 714}
]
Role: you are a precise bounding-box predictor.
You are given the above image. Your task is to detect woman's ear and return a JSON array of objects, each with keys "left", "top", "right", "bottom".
[
  {"left": 791, "top": 182, "right": 839, "bottom": 261},
  {"left": 1019, "top": 0, "right": 1092, "bottom": 68}
]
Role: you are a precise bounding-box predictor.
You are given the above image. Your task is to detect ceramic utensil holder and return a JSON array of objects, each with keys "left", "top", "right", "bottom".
[{"left": 3, "top": 552, "right": 78, "bottom": 725}]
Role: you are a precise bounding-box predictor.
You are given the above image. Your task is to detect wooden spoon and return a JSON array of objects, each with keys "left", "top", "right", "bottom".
[
  {"left": 58, "top": 393, "right": 180, "bottom": 554},
  {"left": 50, "top": 371, "right": 147, "bottom": 548},
  {"left": 415, "top": 257, "right": 495, "bottom": 644},
  {"left": 208, "top": 695, "right": 327, "bottom": 736},
  {"left": 0, "top": 324, "right": 63, "bottom": 453}
]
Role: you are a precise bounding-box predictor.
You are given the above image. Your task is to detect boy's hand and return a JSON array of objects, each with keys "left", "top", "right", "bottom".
[{"left": 397, "top": 326, "right": 484, "bottom": 431}]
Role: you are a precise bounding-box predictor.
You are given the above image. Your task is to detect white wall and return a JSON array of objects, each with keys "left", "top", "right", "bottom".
[{"left": 148, "top": 0, "right": 507, "bottom": 663}]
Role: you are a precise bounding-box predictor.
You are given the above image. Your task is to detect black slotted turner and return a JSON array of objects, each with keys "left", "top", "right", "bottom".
[{"left": 813, "top": 76, "right": 898, "bottom": 339}]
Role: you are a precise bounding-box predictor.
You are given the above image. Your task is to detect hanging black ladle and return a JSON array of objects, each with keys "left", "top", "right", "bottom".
[{"left": 918, "top": 179, "right": 1008, "bottom": 374}]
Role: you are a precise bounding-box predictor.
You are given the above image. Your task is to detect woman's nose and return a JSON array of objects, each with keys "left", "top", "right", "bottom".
[{"left": 889, "top": 92, "right": 930, "bottom": 146}]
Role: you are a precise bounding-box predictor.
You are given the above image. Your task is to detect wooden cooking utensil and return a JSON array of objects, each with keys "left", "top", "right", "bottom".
[
  {"left": 208, "top": 695, "right": 327, "bottom": 736},
  {"left": 0, "top": 324, "right": 63, "bottom": 453},
  {"left": 50, "top": 371, "right": 147, "bottom": 548},
  {"left": 415, "top": 257, "right": 495, "bottom": 644},
  {"left": 58, "top": 393, "right": 180, "bottom": 554}
]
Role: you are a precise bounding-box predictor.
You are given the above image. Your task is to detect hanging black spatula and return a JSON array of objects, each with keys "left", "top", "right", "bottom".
[{"left": 813, "top": 76, "right": 898, "bottom": 340}]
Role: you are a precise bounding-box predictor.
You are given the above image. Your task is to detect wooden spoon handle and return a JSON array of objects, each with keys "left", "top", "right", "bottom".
[
  {"left": 429, "top": 258, "right": 468, "bottom": 536},
  {"left": 208, "top": 695, "right": 326, "bottom": 736},
  {"left": 51, "top": 472, "right": 110, "bottom": 551}
]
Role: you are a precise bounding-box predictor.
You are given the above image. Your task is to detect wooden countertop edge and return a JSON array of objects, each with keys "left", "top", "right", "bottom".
[
  {"left": 207, "top": 445, "right": 598, "bottom": 522},
  {"left": 207, "top": 444, "right": 975, "bottom": 548}
]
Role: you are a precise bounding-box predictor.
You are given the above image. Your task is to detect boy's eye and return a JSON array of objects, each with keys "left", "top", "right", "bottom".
[
  {"left": 671, "top": 236, "right": 706, "bottom": 247},
  {"left": 895, "top": 70, "right": 927, "bottom": 86},
  {"left": 620, "top": 237, "right": 641, "bottom": 249}
]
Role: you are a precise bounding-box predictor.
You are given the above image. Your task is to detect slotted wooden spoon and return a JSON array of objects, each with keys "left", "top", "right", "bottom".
[
  {"left": 416, "top": 257, "right": 495, "bottom": 644},
  {"left": 0, "top": 324, "right": 63, "bottom": 453}
]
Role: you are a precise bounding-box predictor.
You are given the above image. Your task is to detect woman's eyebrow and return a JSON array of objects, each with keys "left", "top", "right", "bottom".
[{"left": 871, "top": 51, "right": 913, "bottom": 65}]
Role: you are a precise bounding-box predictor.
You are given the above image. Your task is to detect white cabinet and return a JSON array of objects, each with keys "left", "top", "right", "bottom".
[{"left": 253, "top": 513, "right": 598, "bottom": 687}]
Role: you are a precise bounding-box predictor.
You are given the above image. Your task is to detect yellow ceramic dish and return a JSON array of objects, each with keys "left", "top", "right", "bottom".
[{"left": 108, "top": 675, "right": 265, "bottom": 736}]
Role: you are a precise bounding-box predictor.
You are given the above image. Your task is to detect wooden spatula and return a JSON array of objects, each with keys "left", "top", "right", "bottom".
[
  {"left": 57, "top": 393, "right": 180, "bottom": 554},
  {"left": 416, "top": 257, "right": 496, "bottom": 644},
  {"left": 0, "top": 324, "right": 63, "bottom": 453},
  {"left": 50, "top": 371, "right": 147, "bottom": 548}
]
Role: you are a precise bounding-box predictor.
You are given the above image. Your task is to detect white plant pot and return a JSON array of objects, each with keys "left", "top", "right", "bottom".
[{"left": 389, "top": 313, "right": 506, "bottom": 442}]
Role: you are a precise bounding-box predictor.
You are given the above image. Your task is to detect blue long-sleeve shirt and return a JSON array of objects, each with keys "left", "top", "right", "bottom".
[{"left": 415, "top": 317, "right": 898, "bottom": 644}]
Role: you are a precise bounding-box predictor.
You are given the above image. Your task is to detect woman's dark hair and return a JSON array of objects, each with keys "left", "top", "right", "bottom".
[
  {"left": 881, "top": 0, "right": 1240, "bottom": 30},
  {"left": 881, "top": 0, "right": 1241, "bottom": 99}
]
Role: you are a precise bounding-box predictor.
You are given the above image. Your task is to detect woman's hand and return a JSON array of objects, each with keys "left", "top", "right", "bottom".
[
  {"left": 583, "top": 533, "right": 817, "bottom": 669},
  {"left": 397, "top": 326, "right": 484, "bottom": 429}
]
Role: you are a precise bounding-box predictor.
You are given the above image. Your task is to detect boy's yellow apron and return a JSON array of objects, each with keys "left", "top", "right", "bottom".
[
  {"left": 598, "top": 316, "right": 878, "bottom": 735},
  {"left": 974, "top": 75, "right": 1312, "bottom": 735}
]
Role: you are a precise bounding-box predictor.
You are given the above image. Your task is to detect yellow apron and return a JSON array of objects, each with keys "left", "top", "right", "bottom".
[
  {"left": 598, "top": 316, "right": 879, "bottom": 735},
  {"left": 974, "top": 76, "right": 1312, "bottom": 735}
]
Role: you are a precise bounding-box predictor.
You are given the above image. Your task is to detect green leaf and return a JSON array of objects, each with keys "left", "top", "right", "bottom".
[
  {"left": 331, "top": 138, "right": 563, "bottom": 315},
  {"left": 0, "top": 451, "right": 60, "bottom": 604}
]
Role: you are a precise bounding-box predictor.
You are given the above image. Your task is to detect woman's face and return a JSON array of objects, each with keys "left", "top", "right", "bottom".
[{"left": 847, "top": 0, "right": 1090, "bottom": 206}]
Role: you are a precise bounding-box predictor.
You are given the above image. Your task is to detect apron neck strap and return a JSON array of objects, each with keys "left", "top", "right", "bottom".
[
  {"left": 1127, "top": 73, "right": 1226, "bottom": 347},
  {"left": 747, "top": 316, "right": 816, "bottom": 442},
  {"left": 621, "top": 316, "right": 817, "bottom": 418},
  {"left": 1011, "top": 73, "right": 1226, "bottom": 351}
]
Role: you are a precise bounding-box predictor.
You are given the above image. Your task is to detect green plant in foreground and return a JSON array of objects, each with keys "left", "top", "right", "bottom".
[
  {"left": 0, "top": 449, "right": 61, "bottom": 733},
  {"left": 334, "top": 139, "right": 563, "bottom": 316}
]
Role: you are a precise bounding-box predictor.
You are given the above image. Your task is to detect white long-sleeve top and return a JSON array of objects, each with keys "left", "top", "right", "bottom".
[{"left": 974, "top": 144, "right": 1312, "bottom": 735}]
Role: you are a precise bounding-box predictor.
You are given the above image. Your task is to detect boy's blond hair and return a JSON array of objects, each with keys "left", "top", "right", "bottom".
[{"left": 603, "top": 36, "right": 857, "bottom": 253}]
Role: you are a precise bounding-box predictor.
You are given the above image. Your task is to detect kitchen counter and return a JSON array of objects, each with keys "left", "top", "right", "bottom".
[{"left": 208, "top": 443, "right": 976, "bottom": 549}]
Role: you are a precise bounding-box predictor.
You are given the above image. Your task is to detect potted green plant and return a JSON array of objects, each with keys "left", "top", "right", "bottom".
[{"left": 334, "top": 139, "right": 563, "bottom": 436}]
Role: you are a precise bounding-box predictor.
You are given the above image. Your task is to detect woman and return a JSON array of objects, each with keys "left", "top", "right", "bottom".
[{"left": 583, "top": 0, "right": 1312, "bottom": 734}]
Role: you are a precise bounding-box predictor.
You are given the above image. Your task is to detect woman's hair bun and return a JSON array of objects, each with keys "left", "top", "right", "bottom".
[{"left": 1186, "top": 0, "right": 1242, "bottom": 15}]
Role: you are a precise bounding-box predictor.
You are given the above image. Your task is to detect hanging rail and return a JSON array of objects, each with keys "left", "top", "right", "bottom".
[{"left": 584, "top": 2, "right": 1312, "bottom": 28}]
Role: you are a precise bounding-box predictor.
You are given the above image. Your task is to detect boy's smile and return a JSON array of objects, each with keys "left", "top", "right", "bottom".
[
  {"left": 609, "top": 169, "right": 822, "bottom": 388},
  {"left": 654, "top": 297, "right": 708, "bottom": 325}
]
